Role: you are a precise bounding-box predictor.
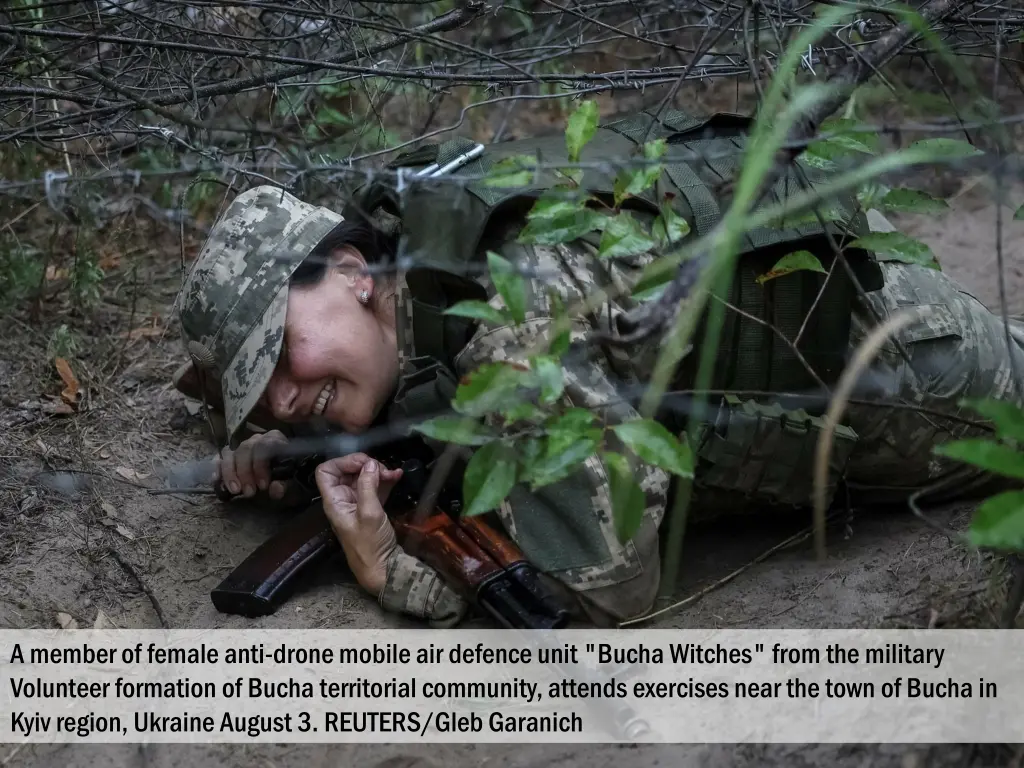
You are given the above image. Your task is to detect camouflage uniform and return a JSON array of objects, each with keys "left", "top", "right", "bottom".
[
  {"left": 377, "top": 218, "right": 1024, "bottom": 628},
  {"left": 175, "top": 185, "right": 1024, "bottom": 629}
]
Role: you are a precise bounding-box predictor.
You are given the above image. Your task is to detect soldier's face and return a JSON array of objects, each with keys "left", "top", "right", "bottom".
[{"left": 258, "top": 246, "right": 398, "bottom": 433}]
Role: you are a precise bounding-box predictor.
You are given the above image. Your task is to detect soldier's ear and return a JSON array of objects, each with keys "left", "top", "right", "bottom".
[
  {"left": 325, "top": 245, "right": 369, "bottom": 283},
  {"left": 327, "top": 244, "right": 366, "bottom": 270}
]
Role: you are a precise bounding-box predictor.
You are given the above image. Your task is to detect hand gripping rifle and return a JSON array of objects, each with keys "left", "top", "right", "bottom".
[{"left": 203, "top": 452, "right": 570, "bottom": 630}]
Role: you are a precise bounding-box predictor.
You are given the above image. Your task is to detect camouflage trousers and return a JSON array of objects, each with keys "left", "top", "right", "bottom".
[
  {"left": 840, "top": 261, "right": 1024, "bottom": 504},
  {"left": 685, "top": 261, "right": 1024, "bottom": 520}
]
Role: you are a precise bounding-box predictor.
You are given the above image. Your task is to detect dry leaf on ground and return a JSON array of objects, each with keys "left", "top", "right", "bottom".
[
  {"left": 54, "top": 357, "right": 80, "bottom": 406},
  {"left": 56, "top": 612, "right": 79, "bottom": 629},
  {"left": 93, "top": 610, "right": 115, "bottom": 629},
  {"left": 115, "top": 466, "right": 150, "bottom": 481},
  {"left": 100, "top": 517, "right": 136, "bottom": 540}
]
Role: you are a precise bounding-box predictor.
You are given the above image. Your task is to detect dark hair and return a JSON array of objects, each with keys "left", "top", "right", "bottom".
[{"left": 290, "top": 219, "right": 398, "bottom": 287}]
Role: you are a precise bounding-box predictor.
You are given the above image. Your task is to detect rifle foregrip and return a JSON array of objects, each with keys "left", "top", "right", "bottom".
[
  {"left": 458, "top": 515, "right": 525, "bottom": 567},
  {"left": 211, "top": 504, "right": 339, "bottom": 617},
  {"left": 391, "top": 512, "right": 503, "bottom": 598},
  {"left": 457, "top": 515, "right": 570, "bottom": 629}
]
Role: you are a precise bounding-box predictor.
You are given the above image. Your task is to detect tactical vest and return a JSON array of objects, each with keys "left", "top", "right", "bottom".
[{"left": 342, "top": 108, "right": 878, "bottom": 512}]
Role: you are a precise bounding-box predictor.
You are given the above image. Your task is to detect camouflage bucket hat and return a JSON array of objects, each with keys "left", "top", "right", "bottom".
[{"left": 176, "top": 185, "right": 344, "bottom": 445}]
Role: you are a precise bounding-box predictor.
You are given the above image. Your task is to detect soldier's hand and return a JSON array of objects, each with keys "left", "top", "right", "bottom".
[
  {"left": 315, "top": 454, "right": 403, "bottom": 596},
  {"left": 216, "top": 429, "right": 291, "bottom": 500}
]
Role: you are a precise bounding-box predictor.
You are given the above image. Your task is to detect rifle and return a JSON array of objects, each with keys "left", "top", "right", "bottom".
[{"left": 205, "top": 449, "right": 570, "bottom": 630}]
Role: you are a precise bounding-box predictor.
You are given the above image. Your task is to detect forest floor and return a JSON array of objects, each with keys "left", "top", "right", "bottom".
[{"left": 2, "top": 87, "right": 1024, "bottom": 767}]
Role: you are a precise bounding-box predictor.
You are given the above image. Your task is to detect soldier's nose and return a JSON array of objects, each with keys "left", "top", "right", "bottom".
[{"left": 264, "top": 373, "right": 300, "bottom": 419}]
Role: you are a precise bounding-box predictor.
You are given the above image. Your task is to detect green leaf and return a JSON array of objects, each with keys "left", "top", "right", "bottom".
[
  {"left": 848, "top": 232, "right": 940, "bottom": 269},
  {"left": 597, "top": 211, "right": 657, "bottom": 259},
  {"left": 532, "top": 355, "right": 564, "bottom": 404},
  {"left": 453, "top": 362, "right": 531, "bottom": 418},
  {"left": 818, "top": 118, "right": 882, "bottom": 154},
  {"left": 604, "top": 452, "right": 647, "bottom": 543},
  {"left": 960, "top": 398, "right": 1024, "bottom": 444},
  {"left": 482, "top": 155, "right": 537, "bottom": 188},
  {"left": 524, "top": 410, "right": 601, "bottom": 487},
  {"left": 967, "top": 491, "right": 1024, "bottom": 551},
  {"left": 610, "top": 139, "right": 667, "bottom": 206},
  {"left": 651, "top": 202, "right": 691, "bottom": 248},
  {"left": 487, "top": 251, "right": 527, "bottom": 325},
  {"left": 557, "top": 167, "right": 584, "bottom": 186},
  {"left": 800, "top": 150, "right": 838, "bottom": 171},
  {"left": 807, "top": 134, "right": 874, "bottom": 160},
  {"left": 1015, "top": 203, "right": 1024, "bottom": 221},
  {"left": 755, "top": 250, "right": 828, "bottom": 285},
  {"left": 566, "top": 100, "right": 599, "bottom": 163},
  {"left": 613, "top": 166, "right": 662, "bottom": 207},
  {"left": 526, "top": 436, "right": 599, "bottom": 488},
  {"left": 462, "top": 442, "right": 517, "bottom": 517},
  {"left": 546, "top": 290, "right": 571, "bottom": 357},
  {"left": 547, "top": 408, "right": 600, "bottom": 446},
  {"left": 502, "top": 402, "right": 547, "bottom": 424},
  {"left": 857, "top": 181, "right": 891, "bottom": 210},
  {"left": 444, "top": 300, "right": 510, "bottom": 326},
  {"left": 611, "top": 419, "right": 694, "bottom": 478},
  {"left": 643, "top": 138, "right": 668, "bottom": 160},
  {"left": 933, "top": 439, "right": 1024, "bottom": 481},
  {"left": 878, "top": 188, "right": 950, "bottom": 216},
  {"left": 906, "top": 138, "right": 983, "bottom": 160},
  {"left": 412, "top": 416, "right": 497, "bottom": 446},
  {"left": 517, "top": 197, "right": 606, "bottom": 246}
]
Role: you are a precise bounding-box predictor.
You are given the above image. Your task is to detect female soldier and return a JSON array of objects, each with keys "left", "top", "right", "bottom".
[{"left": 173, "top": 181, "right": 1024, "bottom": 628}]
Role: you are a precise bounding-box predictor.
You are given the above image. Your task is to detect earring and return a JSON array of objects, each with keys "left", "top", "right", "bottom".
[{"left": 358, "top": 290, "right": 370, "bottom": 305}]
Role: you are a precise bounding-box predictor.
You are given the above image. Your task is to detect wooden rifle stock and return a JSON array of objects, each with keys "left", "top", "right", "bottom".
[{"left": 210, "top": 458, "right": 570, "bottom": 629}]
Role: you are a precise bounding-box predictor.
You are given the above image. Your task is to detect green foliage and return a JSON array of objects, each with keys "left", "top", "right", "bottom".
[
  {"left": 483, "top": 155, "right": 538, "bottom": 188},
  {"left": 876, "top": 188, "right": 949, "bottom": 216},
  {"left": 848, "top": 232, "right": 940, "bottom": 269},
  {"left": 516, "top": 198, "right": 606, "bottom": 246},
  {"left": 416, "top": 13, "right": 1007, "bottom": 553},
  {"left": 652, "top": 202, "right": 691, "bottom": 248},
  {"left": 0, "top": 239, "right": 45, "bottom": 304},
  {"left": 933, "top": 399, "right": 1024, "bottom": 553},
  {"left": 598, "top": 212, "right": 657, "bottom": 259},
  {"left": 756, "top": 251, "right": 828, "bottom": 284},
  {"left": 444, "top": 300, "right": 509, "bottom": 326},
  {"left": 1015, "top": 203, "right": 1024, "bottom": 221},
  {"left": 412, "top": 415, "right": 497, "bottom": 446},
  {"left": 565, "top": 100, "right": 599, "bottom": 163},
  {"left": 906, "top": 138, "right": 983, "bottom": 159},
  {"left": 967, "top": 492, "right": 1024, "bottom": 552},
  {"left": 462, "top": 441, "right": 518, "bottom": 517},
  {"left": 610, "top": 420, "right": 693, "bottom": 479},
  {"left": 487, "top": 251, "right": 528, "bottom": 325},
  {"left": 70, "top": 243, "right": 104, "bottom": 309},
  {"left": 604, "top": 452, "right": 648, "bottom": 542},
  {"left": 46, "top": 324, "right": 80, "bottom": 361},
  {"left": 613, "top": 138, "right": 666, "bottom": 206}
]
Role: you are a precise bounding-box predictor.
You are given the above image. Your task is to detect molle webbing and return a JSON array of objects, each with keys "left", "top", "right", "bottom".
[
  {"left": 600, "top": 109, "right": 872, "bottom": 396},
  {"left": 344, "top": 107, "right": 882, "bottom": 396}
]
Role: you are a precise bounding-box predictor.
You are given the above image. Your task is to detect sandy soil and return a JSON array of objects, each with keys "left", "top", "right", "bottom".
[{"left": 2, "top": 177, "right": 1023, "bottom": 768}]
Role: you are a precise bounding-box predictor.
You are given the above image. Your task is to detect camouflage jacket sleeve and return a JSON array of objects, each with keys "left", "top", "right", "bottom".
[
  {"left": 453, "top": 237, "right": 673, "bottom": 626},
  {"left": 376, "top": 545, "right": 470, "bottom": 628}
]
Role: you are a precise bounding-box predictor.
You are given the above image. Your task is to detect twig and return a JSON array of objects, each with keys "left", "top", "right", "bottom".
[
  {"left": 107, "top": 547, "right": 170, "bottom": 628},
  {"left": 813, "top": 308, "right": 919, "bottom": 561},
  {"left": 618, "top": 515, "right": 840, "bottom": 627},
  {"left": 618, "top": 0, "right": 965, "bottom": 341}
]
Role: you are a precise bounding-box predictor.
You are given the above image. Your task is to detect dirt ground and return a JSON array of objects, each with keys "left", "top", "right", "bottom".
[{"left": 2, "top": 168, "right": 1024, "bottom": 767}]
